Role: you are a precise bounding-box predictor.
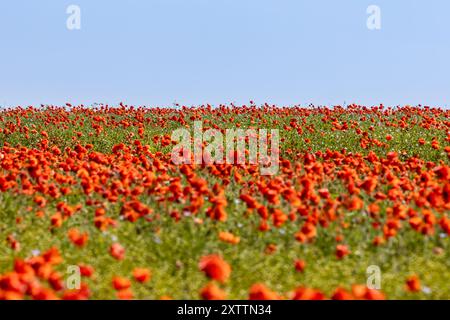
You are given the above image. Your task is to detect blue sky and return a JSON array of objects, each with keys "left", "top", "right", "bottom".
[{"left": 0, "top": 0, "right": 449, "bottom": 107}]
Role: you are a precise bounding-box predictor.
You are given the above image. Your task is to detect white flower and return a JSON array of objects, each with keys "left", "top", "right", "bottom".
[{"left": 422, "top": 286, "right": 431, "bottom": 294}]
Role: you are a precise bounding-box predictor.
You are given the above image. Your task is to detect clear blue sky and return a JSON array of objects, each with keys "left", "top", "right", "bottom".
[{"left": 0, "top": 0, "right": 449, "bottom": 107}]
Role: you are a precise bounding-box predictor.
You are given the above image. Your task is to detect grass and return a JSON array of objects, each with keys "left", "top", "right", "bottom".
[{"left": 0, "top": 104, "right": 448, "bottom": 299}]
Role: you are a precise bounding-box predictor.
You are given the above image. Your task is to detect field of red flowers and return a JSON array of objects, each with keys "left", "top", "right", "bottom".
[{"left": 0, "top": 104, "right": 449, "bottom": 300}]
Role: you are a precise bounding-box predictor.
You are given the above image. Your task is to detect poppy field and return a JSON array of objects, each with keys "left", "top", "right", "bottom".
[{"left": 0, "top": 103, "right": 449, "bottom": 300}]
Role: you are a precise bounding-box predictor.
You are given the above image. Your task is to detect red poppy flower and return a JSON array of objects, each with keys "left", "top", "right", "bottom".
[
  {"left": 200, "top": 282, "right": 227, "bottom": 300},
  {"left": 199, "top": 255, "right": 231, "bottom": 283},
  {"left": 335, "top": 244, "right": 350, "bottom": 259},
  {"left": 110, "top": 243, "right": 125, "bottom": 260},
  {"left": 249, "top": 283, "right": 279, "bottom": 300},
  {"left": 405, "top": 275, "right": 421, "bottom": 292},
  {"left": 133, "top": 268, "right": 151, "bottom": 283}
]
